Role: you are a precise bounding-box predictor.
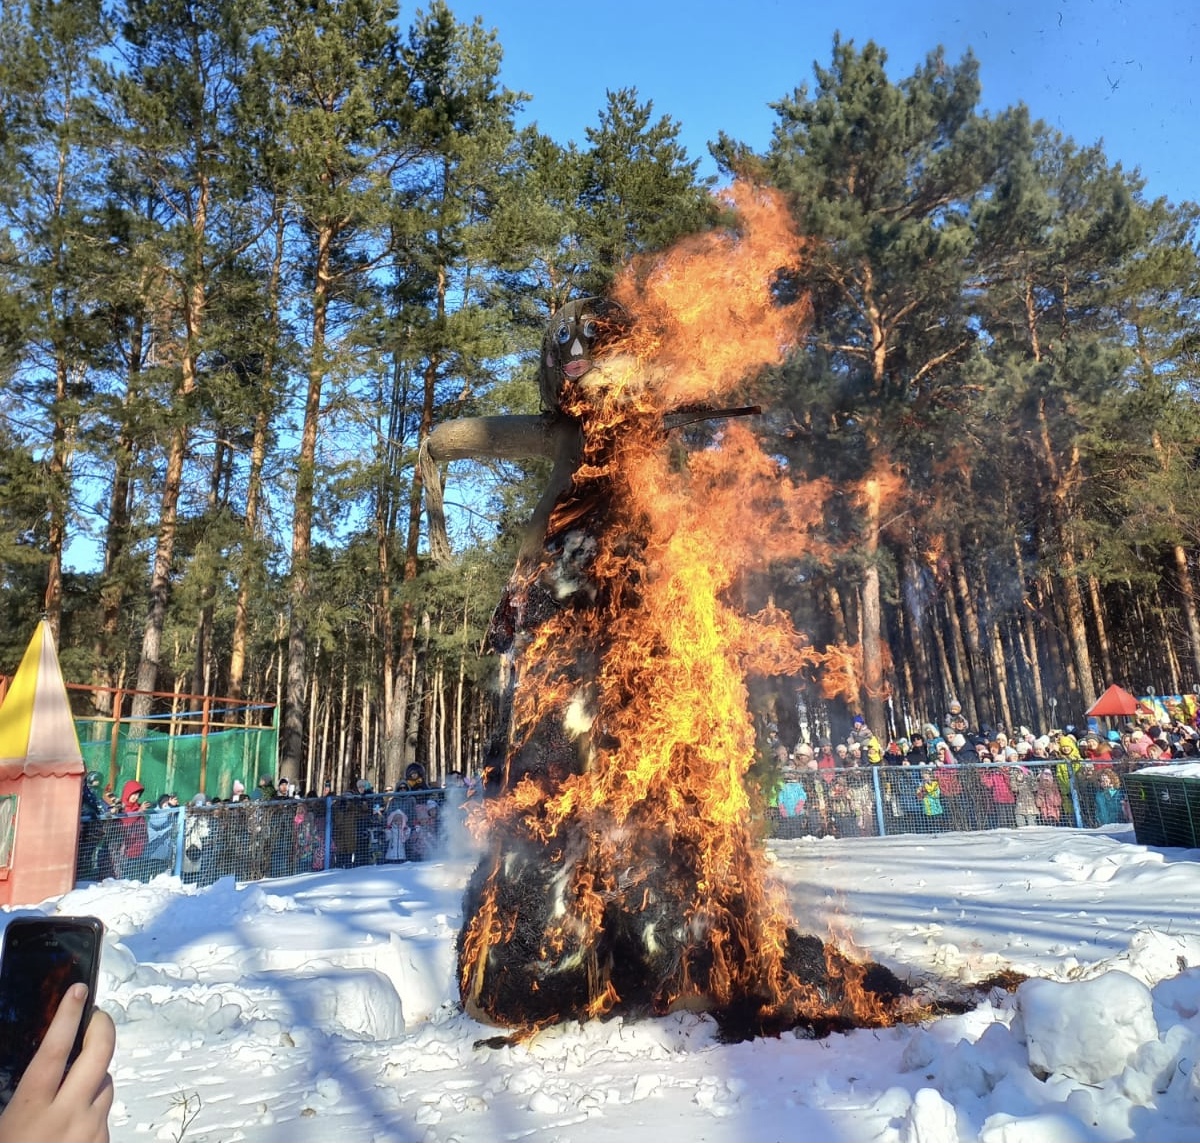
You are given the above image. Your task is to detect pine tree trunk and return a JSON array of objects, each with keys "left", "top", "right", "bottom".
[
  {"left": 823, "top": 582, "right": 860, "bottom": 718},
  {"left": 1174, "top": 545, "right": 1200, "bottom": 687},
  {"left": 191, "top": 440, "right": 226, "bottom": 703},
  {"left": 950, "top": 542, "right": 984, "bottom": 728},
  {"left": 1165, "top": 625, "right": 1183, "bottom": 694},
  {"left": 386, "top": 342, "right": 441, "bottom": 789},
  {"left": 283, "top": 223, "right": 334, "bottom": 773},
  {"left": 984, "top": 601, "right": 1014, "bottom": 732},
  {"left": 456, "top": 640, "right": 467, "bottom": 775},
  {"left": 230, "top": 213, "right": 285, "bottom": 700},
  {"left": 1042, "top": 571, "right": 1076, "bottom": 716},
  {"left": 130, "top": 360, "right": 194, "bottom": 717},
  {"left": 1085, "top": 570, "right": 1115, "bottom": 686},
  {"left": 860, "top": 475, "right": 887, "bottom": 732},
  {"left": 229, "top": 400, "right": 268, "bottom": 701},
  {"left": 901, "top": 553, "right": 934, "bottom": 712},
  {"left": 360, "top": 695, "right": 371, "bottom": 787},
  {"left": 336, "top": 655, "right": 350, "bottom": 792},
  {"left": 943, "top": 582, "right": 969, "bottom": 713},
  {"left": 1037, "top": 404, "right": 1096, "bottom": 708},
  {"left": 311, "top": 676, "right": 323, "bottom": 784},
  {"left": 92, "top": 361, "right": 140, "bottom": 713},
  {"left": 1013, "top": 536, "right": 1046, "bottom": 720},
  {"left": 42, "top": 356, "right": 71, "bottom": 641},
  {"left": 131, "top": 178, "right": 208, "bottom": 718},
  {"left": 930, "top": 607, "right": 955, "bottom": 722},
  {"left": 375, "top": 348, "right": 410, "bottom": 782},
  {"left": 320, "top": 677, "right": 334, "bottom": 785}
]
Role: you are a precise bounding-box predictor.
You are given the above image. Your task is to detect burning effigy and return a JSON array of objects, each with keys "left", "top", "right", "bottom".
[{"left": 423, "top": 183, "right": 918, "bottom": 1040}]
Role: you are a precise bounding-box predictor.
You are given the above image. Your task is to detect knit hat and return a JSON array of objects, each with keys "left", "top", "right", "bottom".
[{"left": 232, "top": 779, "right": 245, "bottom": 794}]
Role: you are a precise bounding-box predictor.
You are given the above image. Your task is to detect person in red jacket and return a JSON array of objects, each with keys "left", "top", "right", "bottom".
[
  {"left": 978, "top": 753, "right": 1016, "bottom": 828},
  {"left": 115, "top": 779, "right": 148, "bottom": 877}
]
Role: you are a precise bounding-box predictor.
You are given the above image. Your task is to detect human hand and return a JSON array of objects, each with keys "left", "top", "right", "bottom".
[{"left": 0, "top": 983, "right": 115, "bottom": 1143}]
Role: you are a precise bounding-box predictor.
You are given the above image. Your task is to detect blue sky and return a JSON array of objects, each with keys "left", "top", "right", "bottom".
[{"left": 456, "top": 0, "right": 1197, "bottom": 207}]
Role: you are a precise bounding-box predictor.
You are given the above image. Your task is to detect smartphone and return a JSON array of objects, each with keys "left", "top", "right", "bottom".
[{"left": 0, "top": 916, "right": 104, "bottom": 1108}]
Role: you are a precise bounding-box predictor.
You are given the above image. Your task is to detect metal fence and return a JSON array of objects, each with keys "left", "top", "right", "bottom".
[
  {"left": 765, "top": 759, "right": 1136, "bottom": 840},
  {"left": 74, "top": 760, "right": 1165, "bottom": 887},
  {"left": 75, "top": 790, "right": 471, "bottom": 886}
]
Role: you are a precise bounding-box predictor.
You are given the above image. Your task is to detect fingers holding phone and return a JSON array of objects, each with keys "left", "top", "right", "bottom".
[
  {"left": 0, "top": 917, "right": 114, "bottom": 1143},
  {"left": 31, "top": 982, "right": 115, "bottom": 1097},
  {"left": 0, "top": 985, "right": 115, "bottom": 1143}
]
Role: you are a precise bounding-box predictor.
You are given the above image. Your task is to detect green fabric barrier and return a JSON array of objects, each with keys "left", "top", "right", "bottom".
[{"left": 76, "top": 716, "right": 278, "bottom": 804}]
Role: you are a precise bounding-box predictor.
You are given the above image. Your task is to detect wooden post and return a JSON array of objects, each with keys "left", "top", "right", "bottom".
[
  {"left": 107, "top": 687, "right": 124, "bottom": 795},
  {"left": 199, "top": 693, "right": 212, "bottom": 795}
]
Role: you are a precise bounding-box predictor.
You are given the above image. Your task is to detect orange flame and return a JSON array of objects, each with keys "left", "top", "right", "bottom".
[{"left": 460, "top": 182, "right": 902, "bottom": 1033}]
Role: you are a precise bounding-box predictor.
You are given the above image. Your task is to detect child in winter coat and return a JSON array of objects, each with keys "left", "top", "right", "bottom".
[
  {"left": 775, "top": 768, "right": 809, "bottom": 839},
  {"left": 116, "top": 779, "right": 148, "bottom": 876},
  {"left": 921, "top": 774, "right": 944, "bottom": 827},
  {"left": 142, "top": 795, "right": 177, "bottom": 877},
  {"left": 979, "top": 761, "right": 1016, "bottom": 828},
  {"left": 182, "top": 795, "right": 211, "bottom": 883},
  {"left": 1036, "top": 769, "right": 1063, "bottom": 824},
  {"left": 1094, "top": 771, "right": 1128, "bottom": 825},
  {"left": 1009, "top": 767, "right": 1040, "bottom": 827},
  {"left": 384, "top": 806, "right": 410, "bottom": 862}
]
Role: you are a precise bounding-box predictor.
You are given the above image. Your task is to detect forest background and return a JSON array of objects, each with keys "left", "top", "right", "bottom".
[{"left": 1, "top": 0, "right": 1198, "bottom": 795}]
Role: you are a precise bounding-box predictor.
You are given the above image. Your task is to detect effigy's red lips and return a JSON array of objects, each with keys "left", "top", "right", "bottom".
[{"left": 562, "top": 359, "right": 592, "bottom": 378}]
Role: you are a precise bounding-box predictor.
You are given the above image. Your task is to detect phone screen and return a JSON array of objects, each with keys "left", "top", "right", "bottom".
[{"left": 0, "top": 916, "right": 104, "bottom": 1109}]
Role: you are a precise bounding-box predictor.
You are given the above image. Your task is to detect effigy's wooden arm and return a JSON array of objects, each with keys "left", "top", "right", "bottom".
[
  {"left": 420, "top": 414, "right": 582, "bottom": 565},
  {"left": 421, "top": 403, "right": 761, "bottom": 564}
]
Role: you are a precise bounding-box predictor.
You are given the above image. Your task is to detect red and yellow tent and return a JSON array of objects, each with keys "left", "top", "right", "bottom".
[{"left": 0, "top": 621, "right": 85, "bottom": 905}]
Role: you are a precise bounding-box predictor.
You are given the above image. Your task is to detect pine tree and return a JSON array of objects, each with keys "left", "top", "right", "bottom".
[
  {"left": 715, "top": 36, "right": 1015, "bottom": 732},
  {"left": 370, "top": 1, "right": 521, "bottom": 786},
  {"left": 0, "top": 0, "right": 111, "bottom": 640},
  {"left": 103, "top": 0, "right": 265, "bottom": 717},
  {"left": 257, "top": 0, "right": 414, "bottom": 774}
]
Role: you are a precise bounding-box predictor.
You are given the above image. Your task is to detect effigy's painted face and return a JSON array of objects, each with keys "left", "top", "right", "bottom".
[{"left": 539, "top": 297, "right": 631, "bottom": 412}]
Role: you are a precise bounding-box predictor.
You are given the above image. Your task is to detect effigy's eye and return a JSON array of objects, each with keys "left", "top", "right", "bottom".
[
  {"left": 555, "top": 322, "right": 571, "bottom": 344},
  {"left": 581, "top": 319, "right": 597, "bottom": 339}
]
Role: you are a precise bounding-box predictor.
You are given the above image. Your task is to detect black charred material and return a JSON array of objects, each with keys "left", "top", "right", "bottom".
[
  {"left": 457, "top": 819, "right": 916, "bottom": 1042},
  {"left": 711, "top": 932, "right": 912, "bottom": 1044},
  {"left": 458, "top": 817, "right": 708, "bottom": 1027}
]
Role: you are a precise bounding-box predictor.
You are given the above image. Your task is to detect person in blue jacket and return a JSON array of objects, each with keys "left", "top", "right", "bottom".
[
  {"left": 776, "top": 764, "right": 809, "bottom": 838},
  {"left": 1094, "top": 769, "right": 1128, "bottom": 825}
]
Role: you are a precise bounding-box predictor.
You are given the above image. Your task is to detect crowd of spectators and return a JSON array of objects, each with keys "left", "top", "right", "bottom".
[
  {"left": 76, "top": 761, "right": 480, "bottom": 885},
  {"left": 768, "top": 699, "right": 1199, "bottom": 840},
  {"left": 77, "top": 700, "right": 1197, "bottom": 881}
]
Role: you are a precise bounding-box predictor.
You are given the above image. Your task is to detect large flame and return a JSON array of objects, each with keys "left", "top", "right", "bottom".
[{"left": 459, "top": 183, "right": 904, "bottom": 1036}]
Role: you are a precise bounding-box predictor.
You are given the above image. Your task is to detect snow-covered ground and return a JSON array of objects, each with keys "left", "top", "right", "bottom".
[{"left": 8, "top": 824, "right": 1200, "bottom": 1142}]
